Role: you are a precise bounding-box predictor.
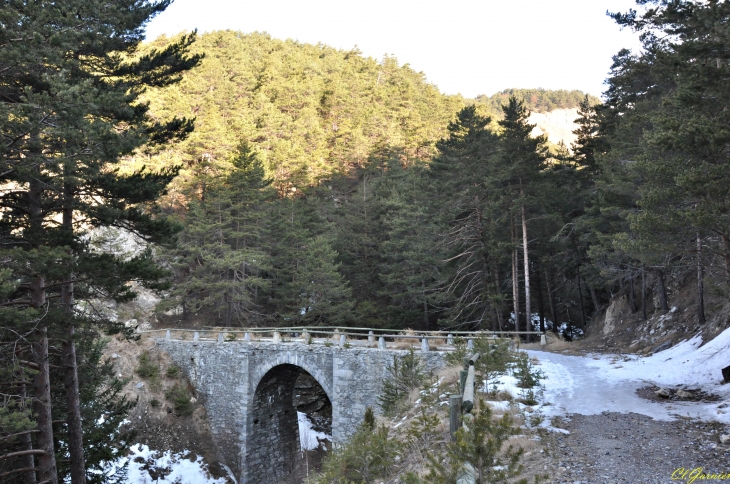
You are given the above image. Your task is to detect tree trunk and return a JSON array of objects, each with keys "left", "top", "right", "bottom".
[
  {"left": 511, "top": 219, "right": 520, "bottom": 333},
  {"left": 577, "top": 266, "right": 587, "bottom": 328},
  {"left": 641, "top": 267, "right": 647, "bottom": 321},
  {"left": 657, "top": 269, "right": 669, "bottom": 311},
  {"left": 521, "top": 203, "right": 531, "bottom": 340},
  {"left": 20, "top": 383, "right": 37, "bottom": 484},
  {"left": 63, "top": 326, "right": 86, "bottom": 484},
  {"left": 32, "top": 328, "right": 58, "bottom": 484},
  {"left": 422, "top": 279, "right": 428, "bottom": 331},
  {"left": 722, "top": 234, "right": 730, "bottom": 283},
  {"left": 62, "top": 169, "right": 87, "bottom": 484},
  {"left": 628, "top": 274, "right": 637, "bottom": 313},
  {"left": 28, "top": 175, "right": 58, "bottom": 484},
  {"left": 545, "top": 269, "right": 557, "bottom": 332},
  {"left": 697, "top": 232, "right": 706, "bottom": 324},
  {"left": 589, "top": 285, "right": 600, "bottom": 313},
  {"left": 493, "top": 270, "right": 504, "bottom": 331},
  {"left": 535, "top": 267, "right": 546, "bottom": 333}
]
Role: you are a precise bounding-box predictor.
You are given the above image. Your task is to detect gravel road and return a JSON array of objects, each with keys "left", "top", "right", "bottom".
[{"left": 540, "top": 412, "right": 729, "bottom": 484}]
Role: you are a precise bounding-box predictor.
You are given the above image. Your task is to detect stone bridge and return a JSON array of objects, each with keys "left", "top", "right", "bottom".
[{"left": 157, "top": 339, "right": 447, "bottom": 484}]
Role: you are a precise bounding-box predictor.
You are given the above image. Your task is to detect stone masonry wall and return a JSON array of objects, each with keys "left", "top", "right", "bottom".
[{"left": 157, "top": 339, "right": 447, "bottom": 483}]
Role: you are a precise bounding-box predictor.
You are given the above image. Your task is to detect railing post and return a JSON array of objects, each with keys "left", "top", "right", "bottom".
[
  {"left": 421, "top": 337, "right": 430, "bottom": 352},
  {"left": 339, "top": 334, "right": 346, "bottom": 348},
  {"left": 540, "top": 333, "right": 547, "bottom": 346},
  {"left": 273, "top": 331, "right": 281, "bottom": 343},
  {"left": 217, "top": 332, "right": 224, "bottom": 343},
  {"left": 449, "top": 395, "right": 463, "bottom": 441},
  {"left": 244, "top": 332, "right": 251, "bottom": 343},
  {"left": 378, "top": 336, "right": 386, "bottom": 350},
  {"left": 165, "top": 329, "right": 171, "bottom": 341},
  {"left": 193, "top": 331, "right": 199, "bottom": 342},
  {"left": 447, "top": 333, "right": 454, "bottom": 345},
  {"left": 368, "top": 330, "right": 375, "bottom": 343},
  {"left": 466, "top": 339, "right": 473, "bottom": 351}
]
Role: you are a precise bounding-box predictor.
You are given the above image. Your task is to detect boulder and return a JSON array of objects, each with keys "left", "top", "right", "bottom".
[
  {"left": 652, "top": 341, "right": 673, "bottom": 354},
  {"left": 720, "top": 434, "right": 730, "bottom": 445},
  {"left": 655, "top": 388, "right": 671, "bottom": 398},
  {"left": 676, "top": 389, "right": 693, "bottom": 399}
]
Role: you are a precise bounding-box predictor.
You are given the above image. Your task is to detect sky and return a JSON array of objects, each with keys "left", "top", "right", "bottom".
[{"left": 144, "top": 0, "right": 645, "bottom": 100}]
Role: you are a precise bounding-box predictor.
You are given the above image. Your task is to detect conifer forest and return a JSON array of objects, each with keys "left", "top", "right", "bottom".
[{"left": 2, "top": 0, "right": 730, "bottom": 481}]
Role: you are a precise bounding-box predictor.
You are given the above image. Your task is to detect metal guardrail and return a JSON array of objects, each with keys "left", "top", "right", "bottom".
[{"left": 140, "top": 326, "right": 547, "bottom": 350}]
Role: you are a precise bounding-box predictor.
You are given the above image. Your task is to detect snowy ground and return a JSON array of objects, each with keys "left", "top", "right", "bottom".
[
  {"left": 106, "top": 413, "right": 329, "bottom": 483},
  {"left": 519, "top": 326, "right": 730, "bottom": 426}
]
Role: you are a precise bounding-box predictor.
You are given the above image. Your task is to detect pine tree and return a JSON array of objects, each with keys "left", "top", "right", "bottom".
[{"left": 0, "top": 0, "right": 201, "bottom": 481}]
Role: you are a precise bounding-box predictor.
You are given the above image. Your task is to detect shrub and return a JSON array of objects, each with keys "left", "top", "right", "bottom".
[
  {"left": 512, "top": 352, "right": 543, "bottom": 389},
  {"left": 136, "top": 351, "right": 159, "bottom": 380},
  {"left": 424, "top": 400, "right": 528, "bottom": 484},
  {"left": 165, "top": 365, "right": 180, "bottom": 378},
  {"left": 306, "top": 422, "right": 398, "bottom": 484},
  {"left": 165, "top": 384, "right": 193, "bottom": 416},
  {"left": 378, "top": 349, "right": 426, "bottom": 416}
]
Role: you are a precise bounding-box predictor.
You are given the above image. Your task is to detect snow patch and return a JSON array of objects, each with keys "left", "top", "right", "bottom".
[
  {"left": 298, "top": 411, "right": 331, "bottom": 451},
  {"left": 105, "top": 444, "right": 227, "bottom": 484},
  {"left": 527, "top": 326, "right": 730, "bottom": 424}
]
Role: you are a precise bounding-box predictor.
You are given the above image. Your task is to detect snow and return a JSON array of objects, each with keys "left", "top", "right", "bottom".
[
  {"left": 525, "top": 326, "right": 730, "bottom": 424},
  {"left": 297, "top": 412, "right": 331, "bottom": 451},
  {"left": 104, "top": 444, "right": 228, "bottom": 484}
]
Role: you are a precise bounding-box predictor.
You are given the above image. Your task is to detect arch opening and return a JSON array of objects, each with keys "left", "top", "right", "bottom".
[{"left": 247, "top": 364, "right": 332, "bottom": 484}]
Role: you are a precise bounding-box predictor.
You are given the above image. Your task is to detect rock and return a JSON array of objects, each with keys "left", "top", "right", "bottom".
[
  {"left": 111, "top": 353, "right": 120, "bottom": 359},
  {"left": 655, "top": 388, "right": 671, "bottom": 398},
  {"left": 652, "top": 341, "right": 673, "bottom": 353},
  {"left": 676, "top": 389, "right": 693, "bottom": 399},
  {"left": 124, "top": 318, "right": 138, "bottom": 328},
  {"left": 720, "top": 434, "right": 730, "bottom": 445},
  {"left": 135, "top": 382, "right": 144, "bottom": 389}
]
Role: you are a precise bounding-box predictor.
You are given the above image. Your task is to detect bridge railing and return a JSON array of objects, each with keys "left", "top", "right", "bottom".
[{"left": 141, "top": 326, "right": 547, "bottom": 350}]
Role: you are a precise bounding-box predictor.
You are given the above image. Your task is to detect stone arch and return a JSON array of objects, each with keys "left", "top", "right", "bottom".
[
  {"left": 249, "top": 352, "right": 333, "bottom": 402},
  {"left": 246, "top": 363, "right": 332, "bottom": 484}
]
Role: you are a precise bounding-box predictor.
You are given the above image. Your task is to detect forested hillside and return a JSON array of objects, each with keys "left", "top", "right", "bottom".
[{"left": 133, "top": 31, "right": 596, "bottom": 330}]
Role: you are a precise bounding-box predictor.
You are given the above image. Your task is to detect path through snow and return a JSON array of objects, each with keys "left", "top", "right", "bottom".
[{"left": 526, "top": 326, "right": 730, "bottom": 425}]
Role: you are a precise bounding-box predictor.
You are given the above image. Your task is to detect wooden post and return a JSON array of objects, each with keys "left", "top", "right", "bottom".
[
  {"left": 462, "top": 365, "right": 476, "bottom": 414},
  {"left": 449, "top": 395, "right": 463, "bottom": 441}
]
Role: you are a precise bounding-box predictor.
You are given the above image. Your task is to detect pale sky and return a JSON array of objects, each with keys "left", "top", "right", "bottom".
[{"left": 145, "top": 0, "right": 644, "bottom": 99}]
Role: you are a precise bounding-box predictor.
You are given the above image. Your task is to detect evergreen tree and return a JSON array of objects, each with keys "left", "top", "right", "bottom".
[{"left": 0, "top": 0, "right": 201, "bottom": 481}]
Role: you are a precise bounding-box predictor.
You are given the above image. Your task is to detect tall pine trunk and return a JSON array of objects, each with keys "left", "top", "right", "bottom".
[
  {"left": 32, "top": 327, "right": 58, "bottom": 484},
  {"left": 641, "top": 267, "right": 647, "bottom": 321},
  {"left": 520, "top": 202, "right": 531, "bottom": 340},
  {"left": 545, "top": 269, "right": 557, "bottom": 332},
  {"left": 511, "top": 219, "right": 520, "bottom": 333},
  {"left": 697, "top": 232, "right": 706, "bottom": 324},
  {"left": 493, "top": 270, "right": 505, "bottom": 331},
  {"left": 577, "top": 266, "right": 587, "bottom": 328},
  {"left": 20, "top": 383, "right": 37, "bottom": 484},
  {"left": 628, "top": 274, "right": 637, "bottom": 313},
  {"left": 535, "top": 267, "right": 546, "bottom": 333},
  {"left": 29, "top": 175, "right": 58, "bottom": 484},
  {"left": 62, "top": 169, "right": 86, "bottom": 484},
  {"left": 657, "top": 269, "right": 669, "bottom": 311}
]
